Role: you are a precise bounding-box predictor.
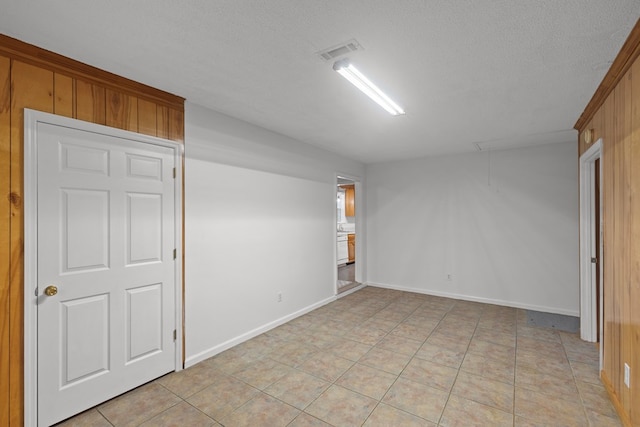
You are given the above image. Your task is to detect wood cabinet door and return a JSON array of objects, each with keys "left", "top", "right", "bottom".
[
  {"left": 345, "top": 185, "right": 355, "bottom": 217},
  {"left": 348, "top": 234, "right": 355, "bottom": 262}
]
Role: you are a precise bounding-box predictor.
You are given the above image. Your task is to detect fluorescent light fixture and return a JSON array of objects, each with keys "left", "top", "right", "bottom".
[{"left": 333, "top": 59, "right": 404, "bottom": 115}]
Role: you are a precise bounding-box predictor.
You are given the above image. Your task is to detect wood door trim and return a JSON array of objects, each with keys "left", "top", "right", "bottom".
[
  {"left": 578, "top": 139, "right": 602, "bottom": 342},
  {"left": 575, "top": 18, "right": 640, "bottom": 131},
  {"left": 0, "top": 34, "right": 184, "bottom": 110}
]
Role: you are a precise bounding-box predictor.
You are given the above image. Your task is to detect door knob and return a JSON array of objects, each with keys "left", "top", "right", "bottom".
[{"left": 44, "top": 285, "right": 58, "bottom": 296}]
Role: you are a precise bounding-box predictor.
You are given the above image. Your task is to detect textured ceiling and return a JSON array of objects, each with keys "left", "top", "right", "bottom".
[{"left": 1, "top": 1, "right": 638, "bottom": 163}]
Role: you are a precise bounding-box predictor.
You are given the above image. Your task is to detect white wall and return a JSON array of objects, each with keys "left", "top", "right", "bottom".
[
  {"left": 184, "top": 103, "right": 364, "bottom": 366},
  {"left": 365, "top": 141, "right": 579, "bottom": 315}
]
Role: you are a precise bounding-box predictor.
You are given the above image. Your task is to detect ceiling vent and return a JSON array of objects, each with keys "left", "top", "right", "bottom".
[{"left": 316, "top": 39, "right": 363, "bottom": 62}]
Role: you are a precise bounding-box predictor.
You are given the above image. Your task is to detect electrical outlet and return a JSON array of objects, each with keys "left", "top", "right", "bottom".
[
  {"left": 446, "top": 274, "right": 452, "bottom": 281},
  {"left": 624, "top": 363, "right": 630, "bottom": 388},
  {"left": 277, "top": 292, "right": 282, "bottom": 303}
]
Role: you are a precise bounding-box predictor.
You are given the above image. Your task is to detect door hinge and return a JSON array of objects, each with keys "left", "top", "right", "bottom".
[
  {"left": 173, "top": 329, "right": 177, "bottom": 341},
  {"left": 591, "top": 257, "right": 598, "bottom": 264},
  {"left": 173, "top": 167, "right": 176, "bottom": 178},
  {"left": 35, "top": 287, "right": 38, "bottom": 297},
  {"left": 173, "top": 248, "right": 177, "bottom": 260}
]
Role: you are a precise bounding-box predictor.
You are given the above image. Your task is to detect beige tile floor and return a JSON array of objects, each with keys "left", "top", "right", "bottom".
[{"left": 57, "top": 287, "right": 621, "bottom": 427}]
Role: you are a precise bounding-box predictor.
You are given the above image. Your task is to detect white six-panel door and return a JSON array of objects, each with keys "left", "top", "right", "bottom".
[{"left": 29, "top": 116, "right": 179, "bottom": 426}]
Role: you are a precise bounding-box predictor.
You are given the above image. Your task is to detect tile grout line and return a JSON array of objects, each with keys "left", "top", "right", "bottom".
[
  {"left": 156, "top": 377, "right": 221, "bottom": 426},
  {"left": 437, "top": 308, "right": 485, "bottom": 426},
  {"left": 359, "top": 300, "right": 450, "bottom": 426},
  {"left": 560, "top": 329, "right": 593, "bottom": 426},
  {"left": 291, "top": 295, "right": 397, "bottom": 425},
  {"left": 59, "top": 289, "right": 620, "bottom": 426}
]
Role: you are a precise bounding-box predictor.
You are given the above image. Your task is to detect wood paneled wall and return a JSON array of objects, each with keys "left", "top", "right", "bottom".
[
  {"left": 575, "top": 18, "right": 640, "bottom": 427},
  {"left": 0, "top": 34, "right": 184, "bottom": 426}
]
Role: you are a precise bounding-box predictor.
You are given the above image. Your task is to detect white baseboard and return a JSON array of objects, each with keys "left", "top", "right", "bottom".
[
  {"left": 366, "top": 281, "right": 579, "bottom": 317},
  {"left": 185, "top": 295, "right": 337, "bottom": 367},
  {"left": 185, "top": 281, "right": 579, "bottom": 368}
]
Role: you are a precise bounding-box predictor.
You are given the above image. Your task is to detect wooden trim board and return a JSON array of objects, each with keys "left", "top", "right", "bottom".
[
  {"left": 575, "top": 18, "right": 640, "bottom": 130},
  {"left": 0, "top": 34, "right": 184, "bottom": 110},
  {"left": 0, "top": 35, "right": 184, "bottom": 426}
]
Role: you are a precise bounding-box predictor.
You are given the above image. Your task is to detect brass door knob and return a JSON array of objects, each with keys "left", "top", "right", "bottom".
[{"left": 44, "top": 285, "right": 58, "bottom": 296}]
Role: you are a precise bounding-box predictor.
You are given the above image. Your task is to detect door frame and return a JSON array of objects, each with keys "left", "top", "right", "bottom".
[
  {"left": 579, "top": 138, "right": 603, "bottom": 348},
  {"left": 23, "top": 109, "right": 184, "bottom": 426},
  {"left": 335, "top": 173, "right": 364, "bottom": 294}
]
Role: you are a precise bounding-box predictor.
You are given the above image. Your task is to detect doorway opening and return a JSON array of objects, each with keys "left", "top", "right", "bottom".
[
  {"left": 336, "top": 176, "right": 360, "bottom": 294},
  {"left": 579, "top": 139, "right": 603, "bottom": 365}
]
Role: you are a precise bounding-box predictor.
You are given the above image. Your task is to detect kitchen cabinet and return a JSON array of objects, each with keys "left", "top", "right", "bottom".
[
  {"left": 348, "top": 233, "right": 355, "bottom": 263},
  {"left": 344, "top": 184, "right": 355, "bottom": 217}
]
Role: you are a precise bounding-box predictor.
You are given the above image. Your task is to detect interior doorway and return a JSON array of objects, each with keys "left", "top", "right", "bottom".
[
  {"left": 336, "top": 176, "right": 360, "bottom": 294},
  {"left": 579, "top": 139, "right": 603, "bottom": 362}
]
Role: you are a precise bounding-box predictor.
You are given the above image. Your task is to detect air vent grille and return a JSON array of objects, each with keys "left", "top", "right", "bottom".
[{"left": 317, "top": 39, "right": 363, "bottom": 62}]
